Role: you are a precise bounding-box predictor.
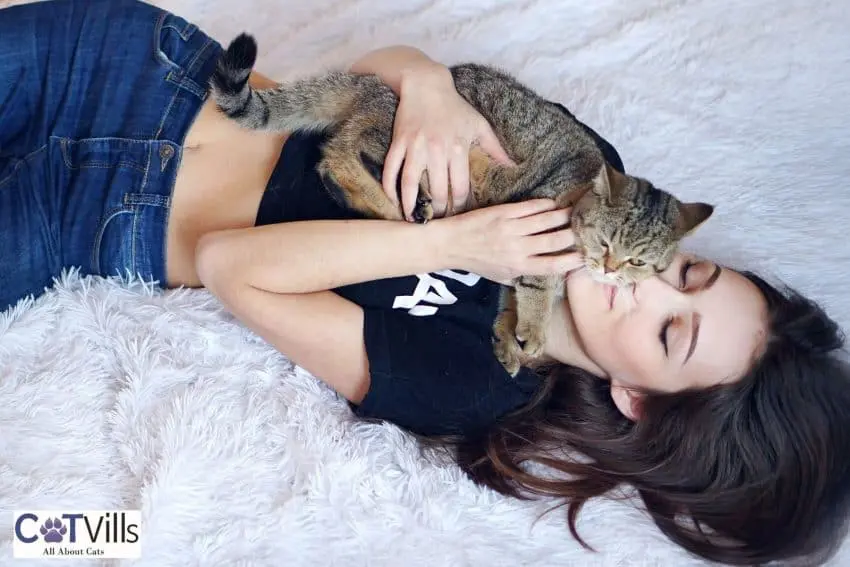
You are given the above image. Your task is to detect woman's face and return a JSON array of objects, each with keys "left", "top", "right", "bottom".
[{"left": 565, "top": 253, "right": 769, "bottom": 419}]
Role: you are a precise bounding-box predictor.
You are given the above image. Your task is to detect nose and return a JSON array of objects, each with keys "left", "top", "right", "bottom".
[
  {"left": 633, "top": 274, "right": 688, "bottom": 308},
  {"left": 603, "top": 255, "right": 617, "bottom": 273}
]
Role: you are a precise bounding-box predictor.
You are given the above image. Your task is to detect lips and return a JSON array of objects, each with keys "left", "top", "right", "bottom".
[{"left": 607, "top": 285, "right": 616, "bottom": 310}]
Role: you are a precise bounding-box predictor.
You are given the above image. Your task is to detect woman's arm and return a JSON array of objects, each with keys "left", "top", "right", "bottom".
[
  {"left": 195, "top": 203, "right": 577, "bottom": 404},
  {"left": 195, "top": 220, "right": 443, "bottom": 404},
  {"left": 196, "top": 219, "right": 447, "bottom": 296},
  {"left": 195, "top": 200, "right": 572, "bottom": 296},
  {"left": 348, "top": 45, "right": 450, "bottom": 95}
]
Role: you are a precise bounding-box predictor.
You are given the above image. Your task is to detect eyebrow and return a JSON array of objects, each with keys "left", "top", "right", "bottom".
[{"left": 683, "top": 264, "right": 722, "bottom": 365}]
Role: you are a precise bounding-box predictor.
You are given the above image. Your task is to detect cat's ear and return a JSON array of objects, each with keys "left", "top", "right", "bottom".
[
  {"left": 675, "top": 201, "right": 715, "bottom": 237},
  {"left": 592, "top": 163, "right": 628, "bottom": 205}
]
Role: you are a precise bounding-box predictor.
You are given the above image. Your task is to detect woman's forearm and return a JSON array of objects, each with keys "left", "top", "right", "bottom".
[
  {"left": 196, "top": 218, "right": 453, "bottom": 295},
  {"left": 348, "top": 45, "right": 452, "bottom": 95}
]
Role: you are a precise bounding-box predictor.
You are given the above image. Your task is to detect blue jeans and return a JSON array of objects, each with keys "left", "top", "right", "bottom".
[{"left": 0, "top": 0, "right": 222, "bottom": 312}]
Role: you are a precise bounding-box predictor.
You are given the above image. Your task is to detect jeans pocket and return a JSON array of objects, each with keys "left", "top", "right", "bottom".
[
  {"left": 154, "top": 12, "right": 215, "bottom": 99},
  {"left": 55, "top": 136, "right": 153, "bottom": 278},
  {"left": 154, "top": 12, "right": 198, "bottom": 71}
]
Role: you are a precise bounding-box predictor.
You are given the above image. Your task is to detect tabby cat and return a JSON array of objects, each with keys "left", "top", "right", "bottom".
[{"left": 209, "top": 33, "right": 715, "bottom": 376}]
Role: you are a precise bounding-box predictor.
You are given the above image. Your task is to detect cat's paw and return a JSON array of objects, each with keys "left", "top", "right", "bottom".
[
  {"left": 411, "top": 195, "right": 433, "bottom": 224},
  {"left": 516, "top": 320, "right": 546, "bottom": 358},
  {"left": 493, "top": 335, "right": 522, "bottom": 377}
]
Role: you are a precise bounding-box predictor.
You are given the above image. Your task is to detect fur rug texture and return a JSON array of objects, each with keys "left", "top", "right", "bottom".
[{"left": 1, "top": 0, "right": 849, "bottom": 565}]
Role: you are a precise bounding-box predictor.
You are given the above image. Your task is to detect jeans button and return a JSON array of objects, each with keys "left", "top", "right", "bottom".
[{"left": 159, "top": 144, "right": 175, "bottom": 171}]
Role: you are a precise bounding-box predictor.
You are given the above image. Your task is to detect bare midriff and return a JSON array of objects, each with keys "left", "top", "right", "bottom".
[{"left": 164, "top": 72, "right": 288, "bottom": 288}]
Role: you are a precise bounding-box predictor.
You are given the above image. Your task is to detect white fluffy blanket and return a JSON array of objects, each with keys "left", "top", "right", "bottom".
[{"left": 1, "top": 0, "right": 849, "bottom": 565}]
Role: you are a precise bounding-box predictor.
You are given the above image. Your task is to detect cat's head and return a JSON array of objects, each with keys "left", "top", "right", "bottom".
[{"left": 570, "top": 164, "right": 714, "bottom": 287}]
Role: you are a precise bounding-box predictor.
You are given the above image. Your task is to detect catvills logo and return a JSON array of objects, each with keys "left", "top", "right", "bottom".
[{"left": 13, "top": 510, "right": 141, "bottom": 559}]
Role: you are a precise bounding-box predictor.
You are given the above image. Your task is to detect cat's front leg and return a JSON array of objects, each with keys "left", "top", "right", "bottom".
[
  {"left": 513, "top": 274, "right": 561, "bottom": 359},
  {"left": 469, "top": 157, "right": 525, "bottom": 206},
  {"left": 319, "top": 142, "right": 403, "bottom": 220},
  {"left": 492, "top": 287, "right": 524, "bottom": 377}
]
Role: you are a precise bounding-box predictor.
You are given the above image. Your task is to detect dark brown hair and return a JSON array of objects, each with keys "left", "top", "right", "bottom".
[{"left": 448, "top": 272, "right": 850, "bottom": 565}]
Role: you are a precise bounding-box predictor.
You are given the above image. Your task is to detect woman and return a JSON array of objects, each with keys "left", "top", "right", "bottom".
[{"left": 2, "top": 0, "right": 849, "bottom": 565}]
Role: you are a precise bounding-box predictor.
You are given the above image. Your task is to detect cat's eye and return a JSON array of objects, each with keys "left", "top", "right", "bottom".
[{"left": 628, "top": 258, "right": 645, "bottom": 267}]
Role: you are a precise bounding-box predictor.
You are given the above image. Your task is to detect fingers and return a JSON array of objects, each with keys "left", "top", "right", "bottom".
[
  {"left": 382, "top": 141, "right": 406, "bottom": 210},
  {"left": 498, "top": 198, "right": 558, "bottom": 219},
  {"left": 514, "top": 207, "right": 572, "bottom": 236},
  {"left": 518, "top": 207, "right": 579, "bottom": 271},
  {"left": 525, "top": 227, "right": 576, "bottom": 255},
  {"left": 426, "top": 144, "right": 449, "bottom": 218},
  {"left": 525, "top": 249, "right": 585, "bottom": 276},
  {"left": 400, "top": 140, "right": 428, "bottom": 220},
  {"left": 448, "top": 145, "right": 470, "bottom": 214},
  {"left": 389, "top": 117, "right": 512, "bottom": 220},
  {"left": 476, "top": 124, "right": 515, "bottom": 166},
  {"left": 396, "top": 136, "right": 471, "bottom": 219}
]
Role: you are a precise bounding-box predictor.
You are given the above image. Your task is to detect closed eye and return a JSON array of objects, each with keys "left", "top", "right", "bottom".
[
  {"left": 659, "top": 261, "right": 696, "bottom": 356},
  {"left": 659, "top": 316, "right": 674, "bottom": 356},
  {"left": 679, "top": 260, "right": 695, "bottom": 288}
]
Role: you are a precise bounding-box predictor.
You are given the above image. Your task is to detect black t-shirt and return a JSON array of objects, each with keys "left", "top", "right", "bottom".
[{"left": 255, "top": 102, "right": 624, "bottom": 437}]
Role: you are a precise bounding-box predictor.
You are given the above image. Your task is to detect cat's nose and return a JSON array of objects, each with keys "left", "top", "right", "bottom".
[{"left": 604, "top": 257, "right": 618, "bottom": 273}]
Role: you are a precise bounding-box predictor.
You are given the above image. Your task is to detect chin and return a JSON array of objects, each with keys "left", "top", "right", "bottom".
[
  {"left": 564, "top": 269, "right": 607, "bottom": 356},
  {"left": 566, "top": 268, "right": 601, "bottom": 311}
]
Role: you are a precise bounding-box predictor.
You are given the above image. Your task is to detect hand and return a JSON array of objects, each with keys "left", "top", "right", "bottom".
[
  {"left": 383, "top": 65, "right": 515, "bottom": 221},
  {"left": 437, "top": 199, "right": 584, "bottom": 284}
]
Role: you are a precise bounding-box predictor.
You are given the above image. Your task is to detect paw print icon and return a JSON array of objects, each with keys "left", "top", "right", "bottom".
[{"left": 39, "top": 518, "right": 67, "bottom": 543}]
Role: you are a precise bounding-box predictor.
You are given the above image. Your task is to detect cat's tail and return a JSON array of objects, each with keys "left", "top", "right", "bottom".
[{"left": 209, "top": 33, "right": 369, "bottom": 133}]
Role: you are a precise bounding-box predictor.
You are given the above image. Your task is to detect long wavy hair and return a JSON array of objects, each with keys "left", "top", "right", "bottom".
[{"left": 445, "top": 272, "right": 850, "bottom": 566}]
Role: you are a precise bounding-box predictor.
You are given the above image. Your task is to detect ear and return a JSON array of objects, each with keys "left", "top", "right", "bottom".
[
  {"left": 674, "top": 201, "right": 714, "bottom": 237},
  {"left": 610, "top": 381, "right": 643, "bottom": 421},
  {"left": 592, "top": 163, "right": 628, "bottom": 205}
]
